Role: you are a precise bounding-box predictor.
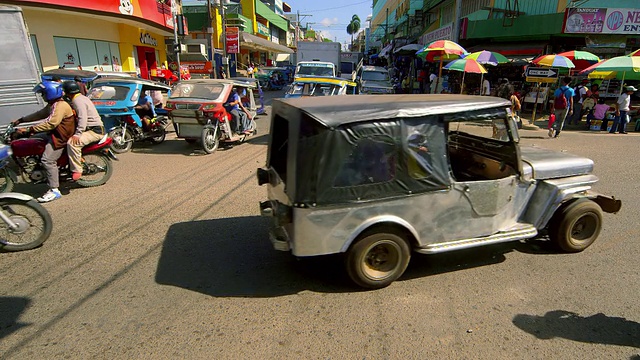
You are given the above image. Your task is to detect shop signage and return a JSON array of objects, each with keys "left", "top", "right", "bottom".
[
  {"left": 257, "top": 22, "right": 270, "bottom": 37},
  {"left": 182, "top": 61, "right": 212, "bottom": 74},
  {"left": 226, "top": 27, "right": 240, "bottom": 54},
  {"left": 564, "top": 8, "right": 640, "bottom": 34},
  {"left": 140, "top": 33, "right": 158, "bottom": 47},
  {"left": 525, "top": 67, "right": 559, "bottom": 83},
  {"left": 418, "top": 23, "right": 453, "bottom": 45},
  {"left": 18, "top": 0, "right": 174, "bottom": 30}
]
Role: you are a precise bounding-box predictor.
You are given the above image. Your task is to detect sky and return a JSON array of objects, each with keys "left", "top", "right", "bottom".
[{"left": 290, "top": 0, "right": 372, "bottom": 48}]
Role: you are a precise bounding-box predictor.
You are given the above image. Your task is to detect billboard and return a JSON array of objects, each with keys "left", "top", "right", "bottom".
[
  {"left": 226, "top": 27, "right": 239, "bottom": 54},
  {"left": 564, "top": 8, "right": 640, "bottom": 34}
]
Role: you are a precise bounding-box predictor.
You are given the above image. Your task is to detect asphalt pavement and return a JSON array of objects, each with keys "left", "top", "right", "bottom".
[{"left": 1, "top": 91, "right": 639, "bottom": 359}]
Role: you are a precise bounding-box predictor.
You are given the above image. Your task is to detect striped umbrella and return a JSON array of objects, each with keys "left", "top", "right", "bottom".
[
  {"left": 557, "top": 50, "right": 600, "bottom": 72},
  {"left": 579, "top": 56, "right": 640, "bottom": 91},
  {"left": 444, "top": 59, "right": 487, "bottom": 94},
  {"left": 629, "top": 49, "right": 640, "bottom": 57},
  {"left": 463, "top": 51, "right": 509, "bottom": 66},
  {"left": 416, "top": 40, "right": 468, "bottom": 94},
  {"left": 532, "top": 54, "right": 575, "bottom": 68}
]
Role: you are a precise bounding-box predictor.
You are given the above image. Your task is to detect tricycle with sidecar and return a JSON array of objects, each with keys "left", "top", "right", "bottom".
[
  {"left": 166, "top": 79, "right": 258, "bottom": 154},
  {"left": 88, "top": 78, "right": 171, "bottom": 153}
]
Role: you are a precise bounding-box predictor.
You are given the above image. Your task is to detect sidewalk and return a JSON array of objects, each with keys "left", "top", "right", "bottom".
[{"left": 517, "top": 111, "right": 639, "bottom": 133}]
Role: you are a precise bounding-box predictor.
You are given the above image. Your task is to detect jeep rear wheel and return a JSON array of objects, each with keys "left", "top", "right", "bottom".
[
  {"left": 346, "top": 231, "right": 410, "bottom": 289},
  {"left": 549, "top": 199, "right": 603, "bottom": 253}
]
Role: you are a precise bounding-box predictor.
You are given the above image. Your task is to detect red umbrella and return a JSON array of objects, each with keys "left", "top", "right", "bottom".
[
  {"left": 629, "top": 49, "right": 640, "bottom": 57},
  {"left": 557, "top": 50, "right": 600, "bottom": 72}
]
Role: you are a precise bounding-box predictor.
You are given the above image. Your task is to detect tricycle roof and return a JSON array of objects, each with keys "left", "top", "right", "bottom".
[
  {"left": 293, "top": 76, "right": 356, "bottom": 87},
  {"left": 176, "top": 78, "right": 257, "bottom": 89},
  {"left": 274, "top": 94, "right": 511, "bottom": 128},
  {"left": 41, "top": 69, "right": 98, "bottom": 82},
  {"left": 92, "top": 78, "right": 171, "bottom": 91}
]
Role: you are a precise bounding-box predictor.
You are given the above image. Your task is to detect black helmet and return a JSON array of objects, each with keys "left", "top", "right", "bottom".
[{"left": 62, "top": 80, "right": 81, "bottom": 95}]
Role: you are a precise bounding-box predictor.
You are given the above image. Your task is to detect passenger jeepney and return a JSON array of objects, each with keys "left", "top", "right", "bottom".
[
  {"left": 284, "top": 76, "right": 357, "bottom": 98},
  {"left": 257, "top": 95, "right": 621, "bottom": 289}
]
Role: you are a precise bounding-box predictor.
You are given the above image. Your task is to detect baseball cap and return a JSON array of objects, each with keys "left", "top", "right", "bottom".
[{"left": 625, "top": 86, "right": 637, "bottom": 92}]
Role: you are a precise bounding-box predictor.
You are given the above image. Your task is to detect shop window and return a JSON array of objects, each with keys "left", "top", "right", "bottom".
[
  {"left": 29, "top": 35, "right": 43, "bottom": 72},
  {"left": 334, "top": 136, "right": 397, "bottom": 187}
]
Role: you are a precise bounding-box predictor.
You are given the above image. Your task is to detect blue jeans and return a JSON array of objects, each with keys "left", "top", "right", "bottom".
[{"left": 609, "top": 111, "right": 629, "bottom": 133}]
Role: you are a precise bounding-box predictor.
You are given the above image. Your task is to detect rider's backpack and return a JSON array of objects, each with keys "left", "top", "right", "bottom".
[
  {"left": 554, "top": 87, "right": 569, "bottom": 110},
  {"left": 573, "top": 85, "right": 584, "bottom": 104}
]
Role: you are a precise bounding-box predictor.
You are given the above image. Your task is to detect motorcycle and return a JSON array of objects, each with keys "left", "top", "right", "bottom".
[
  {"left": 0, "top": 145, "right": 53, "bottom": 251},
  {"left": 0, "top": 124, "right": 116, "bottom": 193},
  {"left": 108, "top": 114, "right": 167, "bottom": 154},
  {"left": 201, "top": 110, "right": 257, "bottom": 154}
]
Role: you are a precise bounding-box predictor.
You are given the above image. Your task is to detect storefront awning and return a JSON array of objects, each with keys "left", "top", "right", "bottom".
[{"left": 241, "top": 32, "right": 293, "bottom": 54}]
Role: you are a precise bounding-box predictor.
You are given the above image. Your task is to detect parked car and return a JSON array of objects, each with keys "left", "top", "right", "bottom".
[
  {"left": 284, "top": 76, "right": 357, "bottom": 98},
  {"left": 166, "top": 79, "right": 258, "bottom": 153},
  {"left": 354, "top": 65, "right": 394, "bottom": 94},
  {"left": 257, "top": 95, "right": 621, "bottom": 289}
]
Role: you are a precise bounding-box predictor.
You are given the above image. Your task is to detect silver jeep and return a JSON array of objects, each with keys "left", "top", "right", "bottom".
[{"left": 257, "top": 95, "right": 621, "bottom": 289}]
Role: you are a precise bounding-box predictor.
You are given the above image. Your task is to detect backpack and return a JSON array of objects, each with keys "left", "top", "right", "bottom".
[{"left": 554, "top": 87, "right": 569, "bottom": 109}]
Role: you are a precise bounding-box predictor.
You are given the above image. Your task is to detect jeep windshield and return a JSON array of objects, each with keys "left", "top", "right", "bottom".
[
  {"left": 296, "top": 65, "right": 334, "bottom": 77},
  {"left": 362, "top": 71, "right": 389, "bottom": 82}
]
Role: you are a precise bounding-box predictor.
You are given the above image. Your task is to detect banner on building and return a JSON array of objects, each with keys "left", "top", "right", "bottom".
[
  {"left": 418, "top": 23, "right": 453, "bottom": 45},
  {"left": 563, "top": 8, "right": 640, "bottom": 34},
  {"left": 226, "top": 27, "right": 240, "bottom": 54},
  {"left": 182, "top": 61, "right": 213, "bottom": 74}
]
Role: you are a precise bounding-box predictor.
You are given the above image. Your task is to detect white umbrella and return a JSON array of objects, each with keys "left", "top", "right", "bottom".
[{"left": 394, "top": 43, "right": 423, "bottom": 54}]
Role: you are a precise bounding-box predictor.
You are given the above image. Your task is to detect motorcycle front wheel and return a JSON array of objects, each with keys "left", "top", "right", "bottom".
[
  {"left": 201, "top": 126, "right": 219, "bottom": 154},
  {"left": 0, "top": 198, "right": 52, "bottom": 251},
  {"left": 76, "top": 154, "right": 113, "bottom": 187},
  {"left": 109, "top": 127, "right": 133, "bottom": 154},
  {"left": 0, "top": 168, "right": 16, "bottom": 193}
]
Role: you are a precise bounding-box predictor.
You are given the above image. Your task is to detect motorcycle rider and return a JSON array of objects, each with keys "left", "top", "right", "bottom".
[
  {"left": 134, "top": 91, "right": 156, "bottom": 132},
  {"left": 62, "top": 81, "right": 105, "bottom": 181},
  {"left": 224, "top": 87, "right": 251, "bottom": 135},
  {"left": 12, "top": 81, "right": 76, "bottom": 202}
]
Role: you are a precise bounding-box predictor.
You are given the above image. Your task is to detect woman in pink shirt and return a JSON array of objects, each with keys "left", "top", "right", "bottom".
[{"left": 586, "top": 99, "right": 610, "bottom": 129}]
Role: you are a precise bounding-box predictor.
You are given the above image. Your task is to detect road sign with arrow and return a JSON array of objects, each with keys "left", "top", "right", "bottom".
[{"left": 525, "top": 67, "right": 559, "bottom": 83}]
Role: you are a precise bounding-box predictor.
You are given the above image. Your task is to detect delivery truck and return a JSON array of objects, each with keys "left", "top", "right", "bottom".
[{"left": 295, "top": 41, "right": 341, "bottom": 77}]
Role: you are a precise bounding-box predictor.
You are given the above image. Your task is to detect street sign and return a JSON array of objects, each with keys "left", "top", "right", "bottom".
[{"left": 525, "top": 67, "right": 559, "bottom": 83}]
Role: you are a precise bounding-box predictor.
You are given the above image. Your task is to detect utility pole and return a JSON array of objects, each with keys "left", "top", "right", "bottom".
[
  {"left": 172, "top": 1, "right": 181, "bottom": 75},
  {"left": 217, "top": 0, "right": 230, "bottom": 78},
  {"left": 452, "top": 0, "right": 463, "bottom": 42},
  {"left": 296, "top": 11, "right": 312, "bottom": 44},
  {"left": 206, "top": 0, "right": 215, "bottom": 78}
]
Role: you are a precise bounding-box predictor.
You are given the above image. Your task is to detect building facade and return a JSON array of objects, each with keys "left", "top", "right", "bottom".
[{"left": 6, "top": 0, "right": 179, "bottom": 79}]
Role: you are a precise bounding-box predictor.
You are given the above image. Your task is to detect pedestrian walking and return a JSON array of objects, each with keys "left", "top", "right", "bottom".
[
  {"left": 570, "top": 78, "right": 589, "bottom": 125},
  {"left": 549, "top": 76, "right": 574, "bottom": 138}
]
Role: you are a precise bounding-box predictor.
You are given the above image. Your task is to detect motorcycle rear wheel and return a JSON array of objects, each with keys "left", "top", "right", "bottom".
[
  {"left": 149, "top": 127, "right": 166, "bottom": 144},
  {"left": 0, "top": 168, "right": 15, "bottom": 193},
  {"left": 109, "top": 127, "right": 133, "bottom": 154},
  {"left": 76, "top": 154, "right": 113, "bottom": 187},
  {"left": 0, "top": 198, "right": 52, "bottom": 252}
]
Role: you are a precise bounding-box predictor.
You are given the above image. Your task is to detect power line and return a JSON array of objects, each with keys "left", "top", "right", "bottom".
[{"left": 302, "top": 0, "right": 370, "bottom": 13}]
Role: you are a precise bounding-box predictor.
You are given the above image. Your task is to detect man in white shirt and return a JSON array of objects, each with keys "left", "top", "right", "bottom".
[
  {"left": 610, "top": 85, "right": 636, "bottom": 134},
  {"left": 428, "top": 71, "right": 437, "bottom": 94},
  {"left": 482, "top": 78, "right": 491, "bottom": 95}
]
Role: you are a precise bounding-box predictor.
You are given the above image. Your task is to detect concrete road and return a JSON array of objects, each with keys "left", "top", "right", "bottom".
[{"left": 1, "top": 93, "right": 639, "bottom": 359}]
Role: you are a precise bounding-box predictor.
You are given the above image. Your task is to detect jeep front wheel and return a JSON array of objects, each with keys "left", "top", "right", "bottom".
[
  {"left": 549, "top": 199, "right": 603, "bottom": 253},
  {"left": 346, "top": 232, "right": 410, "bottom": 289}
]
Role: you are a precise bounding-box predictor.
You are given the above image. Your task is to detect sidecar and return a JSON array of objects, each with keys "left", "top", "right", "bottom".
[
  {"left": 166, "top": 79, "right": 258, "bottom": 153},
  {"left": 88, "top": 78, "right": 171, "bottom": 131}
]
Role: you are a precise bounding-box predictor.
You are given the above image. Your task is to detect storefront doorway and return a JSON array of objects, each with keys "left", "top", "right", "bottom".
[{"left": 136, "top": 46, "right": 157, "bottom": 79}]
